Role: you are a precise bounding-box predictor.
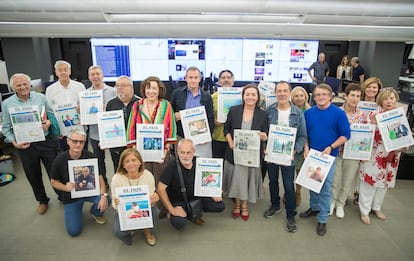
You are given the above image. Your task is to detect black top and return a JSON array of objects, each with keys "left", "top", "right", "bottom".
[
  {"left": 159, "top": 157, "right": 197, "bottom": 203},
  {"left": 106, "top": 96, "right": 139, "bottom": 128},
  {"left": 352, "top": 65, "right": 365, "bottom": 82},
  {"left": 223, "top": 104, "right": 269, "bottom": 164},
  {"left": 51, "top": 150, "right": 98, "bottom": 204}
]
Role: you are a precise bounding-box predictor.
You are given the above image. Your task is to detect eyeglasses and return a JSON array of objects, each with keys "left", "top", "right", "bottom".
[
  {"left": 70, "top": 139, "right": 86, "bottom": 144},
  {"left": 313, "top": 93, "right": 331, "bottom": 97}
]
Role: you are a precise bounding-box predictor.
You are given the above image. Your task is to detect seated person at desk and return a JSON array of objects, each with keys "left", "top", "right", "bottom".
[{"left": 157, "top": 139, "right": 225, "bottom": 230}]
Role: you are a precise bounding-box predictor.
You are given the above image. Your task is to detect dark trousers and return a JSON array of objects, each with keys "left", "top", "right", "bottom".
[
  {"left": 267, "top": 163, "right": 297, "bottom": 218},
  {"left": 170, "top": 198, "right": 225, "bottom": 230},
  {"left": 212, "top": 140, "right": 227, "bottom": 159},
  {"left": 18, "top": 136, "right": 58, "bottom": 204},
  {"left": 90, "top": 139, "right": 107, "bottom": 185},
  {"left": 110, "top": 146, "right": 127, "bottom": 171}
]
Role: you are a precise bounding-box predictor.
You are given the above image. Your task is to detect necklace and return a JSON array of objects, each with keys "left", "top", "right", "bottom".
[
  {"left": 144, "top": 99, "right": 159, "bottom": 123},
  {"left": 127, "top": 171, "right": 142, "bottom": 186}
]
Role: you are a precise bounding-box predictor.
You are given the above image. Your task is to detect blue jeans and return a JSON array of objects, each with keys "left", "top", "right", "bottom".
[
  {"left": 309, "top": 159, "right": 336, "bottom": 223},
  {"left": 113, "top": 206, "right": 160, "bottom": 243},
  {"left": 267, "top": 163, "right": 297, "bottom": 218},
  {"left": 63, "top": 195, "right": 110, "bottom": 237}
]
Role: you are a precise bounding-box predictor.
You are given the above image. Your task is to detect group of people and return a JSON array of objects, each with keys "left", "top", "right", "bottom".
[{"left": 0, "top": 58, "right": 408, "bottom": 246}]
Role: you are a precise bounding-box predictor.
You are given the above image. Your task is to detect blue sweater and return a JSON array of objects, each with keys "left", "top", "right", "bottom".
[{"left": 304, "top": 104, "right": 350, "bottom": 156}]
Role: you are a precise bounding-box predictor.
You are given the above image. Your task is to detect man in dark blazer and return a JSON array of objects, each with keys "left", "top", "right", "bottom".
[{"left": 171, "top": 66, "right": 214, "bottom": 157}]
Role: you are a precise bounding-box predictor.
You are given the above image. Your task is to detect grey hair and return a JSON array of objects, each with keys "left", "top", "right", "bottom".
[
  {"left": 9, "top": 73, "right": 31, "bottom": 90},
  {"left": 54, "top": 60, "right": 71, "bottom": 69},
  {"left": 68, "top": 128, "right": 87, "bottom": 139},
  {"left": 88, "top": 65, "right": 103, "bottom": 74},
  {"left": 177, "top": 138, "right": 195, "bottom": 151},
  {"left": 116, "top": 75, "right": 133, "bottom": 86}
]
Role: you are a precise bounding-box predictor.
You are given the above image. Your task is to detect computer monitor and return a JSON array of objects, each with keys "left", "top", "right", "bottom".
[{"left": 30, "top": 79, "right": 43, "bottom": 93}]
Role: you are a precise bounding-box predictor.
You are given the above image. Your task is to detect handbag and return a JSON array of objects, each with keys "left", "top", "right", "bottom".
[{"left": 175, "top": 158, "right": 203, "bottom": 221}]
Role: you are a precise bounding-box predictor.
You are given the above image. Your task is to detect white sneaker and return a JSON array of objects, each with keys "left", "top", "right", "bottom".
[
  {"left": 336, "top": 206, "right": 345, "bottom": 219},
  {"left": 329, "top": 202, "right": 335, "bottom": 215}
]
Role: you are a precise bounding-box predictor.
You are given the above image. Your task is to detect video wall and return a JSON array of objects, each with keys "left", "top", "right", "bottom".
[{"left": 90, "top": 38, "right": 319, "bottom": 83}]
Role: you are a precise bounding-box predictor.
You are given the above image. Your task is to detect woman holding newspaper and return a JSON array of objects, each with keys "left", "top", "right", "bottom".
[
  {"left": 223, "top": 84, "right": 268, "bottom": 221},
  {"left": 127, "top": 76, "right": 177, "bottom": 185},
  {"left": 358, "top": 88, "right": 408, "bottom": 225},
  {"left": 111, "top": 148, "right": 160, "bottom": 246}
]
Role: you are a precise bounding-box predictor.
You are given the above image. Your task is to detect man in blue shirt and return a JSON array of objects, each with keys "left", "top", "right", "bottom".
[
  {"left": 171, "top": 67, "right": 214, "bottom": 157},
  {"left": 1, "top": 73, "right": 59, "bottom": 215},
  {"left": 299, "top": 83, "right": 350, "bottom": 236}
]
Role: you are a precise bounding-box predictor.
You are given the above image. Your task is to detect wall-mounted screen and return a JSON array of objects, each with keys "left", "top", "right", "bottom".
[{"left": 90, "top": 38, "right": 319, "bottom": 83}]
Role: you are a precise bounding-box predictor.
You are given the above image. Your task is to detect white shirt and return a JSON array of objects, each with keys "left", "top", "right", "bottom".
[
  {"left": 45, "top": 79, "right": 86, "bottom": 107},
  {"left": 278, "top": 107, "right": 291, "bottom": 127}
]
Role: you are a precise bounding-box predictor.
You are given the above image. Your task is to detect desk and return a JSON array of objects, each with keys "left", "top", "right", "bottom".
[{"left": 399, "top": 76, "right": 414, "bottom": 91}]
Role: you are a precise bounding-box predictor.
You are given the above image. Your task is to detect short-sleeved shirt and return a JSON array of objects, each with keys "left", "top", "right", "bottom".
[
  {"left": 308, "top": 61, "right": 330, "bottom": 82},
  {"left": 51, "top": 150, "right": 99, "bottom": 204},
  {"left": 159, "top": 158, "right": 197, "bottom": 203},
  {"left": 352, "top": 65, "right": 365, "bottom": 82},
  {"left": 45, "top": 80, "right": 86, "bottom": 106}
]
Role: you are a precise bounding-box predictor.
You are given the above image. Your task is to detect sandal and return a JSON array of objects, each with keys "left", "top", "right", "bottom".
[
  {"left": 361, "top": 214, "right": 371, "bottom": 225},
  {"left": 373, "top": 210, "right": 386, "bottom": 221},
  {"left": 232, "top": 206, "right": 241, "bottom": 219},
  {"left": 241, "top": 208, "right": 249, "bottom": 221}
]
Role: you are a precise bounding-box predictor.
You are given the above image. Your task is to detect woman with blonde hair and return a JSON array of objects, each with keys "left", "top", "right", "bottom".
[
  {"left": 287, "top": 86, "right": 311, "bottom": 206},
  {"left": 111, "top": 148, "right": 160, "bottom": 246},
  {"left": 359, "top": 88, "right": 407, "bottom": 224}
]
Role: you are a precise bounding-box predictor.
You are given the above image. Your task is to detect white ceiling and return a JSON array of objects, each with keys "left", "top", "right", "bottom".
[{"left": 0, "top": 0, "right": 413, "bottom": 41}]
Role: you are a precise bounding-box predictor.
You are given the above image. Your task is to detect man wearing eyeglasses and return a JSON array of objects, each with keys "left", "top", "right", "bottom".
[
  {"left": 50, "top": 129, "right": 109, "bottom": 237},
  {"left": 299, "top": 83, "right": 350, "bottom": 236},
  {"left": 105, "top": 76, "right": 140, "bottom": 170}
]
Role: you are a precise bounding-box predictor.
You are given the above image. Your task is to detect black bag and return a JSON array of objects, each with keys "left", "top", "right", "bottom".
[
  {"left": 175, "top": 158, "right": 203, "bottom": 221},
  {"left": 187, "top": 199, "right": 203, "bottom": 222}
]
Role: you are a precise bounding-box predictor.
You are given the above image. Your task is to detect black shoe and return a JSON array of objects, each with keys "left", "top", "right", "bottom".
[
  {"left": 263, "top": 206, "right": 281, "bottom": 218},
  {"left": 317, "top": 223, "right": 326, "bottom": 236},
  {"left": 299, "top": 208, "right": 319, "bottom": 218},
  {"left": 286, "top": 217, "right": 297, "bottom": 233}
]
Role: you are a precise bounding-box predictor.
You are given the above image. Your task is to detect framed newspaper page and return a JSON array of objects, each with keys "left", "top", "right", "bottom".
[
  {"left": 375, "top": 107, "right": 414, "bottom": 152},
  {"left": 97, "top": 110, "right": 127, "bottom": 149},
  {"left": 233, "top": 129, "right": 260, "bottom": 168},
  {"left": 54, "top": 103, "right": 81, "bottom": 137},
  {"left": 343, "top": 123, "right": 375, "bottom": 160},
  {"left": 217, "top": 87, "right": 242, "bottom": 123},
  {"left": 295, "top": 149, "right": 335, "bottom": 193},
  {"left": 194, "top": 158, "right": 223, "bottom": 197},
  {"left": 79, "top": 90, "right": 103, "bottom": 125},
  {"left": 180, "top": 106, "right": 212, "bottom": 145},
  {"left": 265, "top": 124, "right": 297, "bottom": 166},
  {"left": 136, "top": 124, "right": 164, "bottom": 162},
  {"left": 68, "top": 158, "right": 100, "bottom": 199},
  {"left": 9, "top": 105, "right": 45, "bottom": 144},
  {"left": 116, "top": 185, "right": 153, "bottom": 231}
]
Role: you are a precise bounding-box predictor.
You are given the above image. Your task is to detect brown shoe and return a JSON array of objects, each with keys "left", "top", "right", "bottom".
[
  {"left": 144, "top": 229, "right": 156, "bottom": 246},
  {"left": 38, "top": 203, "right": 48, "bottom": 215},
  {"left": 195, "top": 217, "right": 205, "bottom": 225}
]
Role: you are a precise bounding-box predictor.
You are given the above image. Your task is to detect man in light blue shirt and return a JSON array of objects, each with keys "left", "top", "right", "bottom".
[{"left": 1, "top": 73, "right": 59, "bottom": 215}]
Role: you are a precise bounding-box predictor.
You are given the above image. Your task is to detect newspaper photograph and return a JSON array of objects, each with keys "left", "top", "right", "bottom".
[
  {"left": 136, "top": 124, "right": 164, "bottom": 162},
  {"left": 54, "top": 103, "right": 81, "bottom": 136},
  {"left": 295, "top": 149, "right": 335, "bottom": 193},
  {"left": 375, "top": 107, "right": 414, "bottom": 152},
  {"left": 233, "top": 129, "right": 260, "bottom": 167},
  {"left": 9, "top": 105, "right": 45, "bottom": 144},
  {"left": 343, "top": 123, "right": 375, "bottom": 160},
  {"left": 217, "top": 87, "right": 242, "bottom": 123},
  {"left": 68, "top": 158, "right": 100, "bottom": 199},
  {"left": 194, "top": 157, "right": 223, "bottom": 197},
  {"left": 180, "top": 106, "right": 212, "bottom": 145},
  {"left": 79, "top": 90, "right": 103, "bottom": 125},
  {"left": 265, "top": 124, "right": 297, "bottom": 166},
  {"left": 357, "top": 101, "right": 379, "bottom": 121},
  {"left": 116, "top": 185, "right": 153, "bottom": 231},
  {"left": 97, "top": 110, "right": 126, "bottom": 149}
]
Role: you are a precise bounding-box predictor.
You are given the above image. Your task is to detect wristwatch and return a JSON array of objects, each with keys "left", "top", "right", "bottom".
[
  {"left": 101, "top": 193, "right": 108, "bottom": 197},
  {"left": 329, "top": 145, "right": 334, "bottom": 150}
]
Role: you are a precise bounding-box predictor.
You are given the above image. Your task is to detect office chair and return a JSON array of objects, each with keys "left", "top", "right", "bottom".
[
  {"left": 0, "top": 84, "right": 9, "bottom": 94},
  {"left": 325, "top": 76, "right": 340, "bottom": 95}
]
